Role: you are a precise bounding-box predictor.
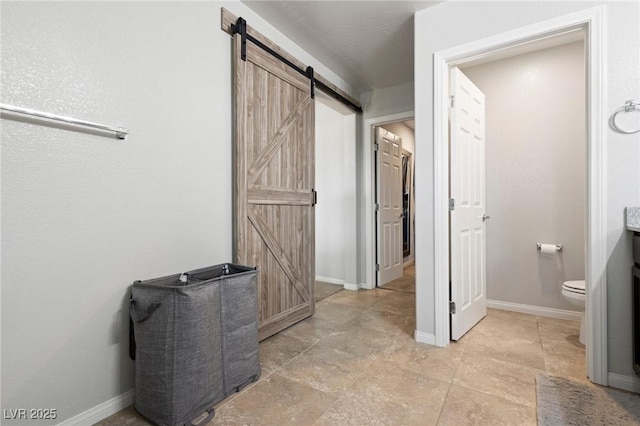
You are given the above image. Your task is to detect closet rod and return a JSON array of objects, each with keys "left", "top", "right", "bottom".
[{"left": 0, "top": 104, "right": 129, "bottom": 139}]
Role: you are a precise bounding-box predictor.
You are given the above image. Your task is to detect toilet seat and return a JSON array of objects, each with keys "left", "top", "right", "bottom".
[{"left": 563, "top": 280, "right": 585, "bottom": 294}]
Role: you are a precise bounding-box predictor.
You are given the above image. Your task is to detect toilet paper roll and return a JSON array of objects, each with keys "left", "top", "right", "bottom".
[{"left": 539, "top": 244, "right": 558, "bottom": 255}]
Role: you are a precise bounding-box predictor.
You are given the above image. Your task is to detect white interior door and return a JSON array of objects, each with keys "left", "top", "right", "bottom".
[
  {"left": 376, "top": 127, "right": 403, "bottom": 286},
  {"left": 450, "top": 67, "right": 487, "bottom": 340}
]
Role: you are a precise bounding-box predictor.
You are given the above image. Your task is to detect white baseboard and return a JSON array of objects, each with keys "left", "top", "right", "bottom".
[
  {"left": 315, "top": 275, "right": 345, "bottom": 286},
  {"left": 343, "top": 282, "right": 359, "bottom": 291},
  {"left": 57, "top": 389, "right": 134, "bottom": 426},
  {"left": 403, "top": 259, "right": 415, "bottom": 267},
  {"left": 487, "top": 299, "right": 582, "bottom": 321},
  {"left": 414, "top": 330, "right": 436, "bottom": 345},
  {"left": 360, "top": 282, "right": 374, "bottom": 290},
  {"left": 608, "top": 372, "right": 640, "bottom": 393}
]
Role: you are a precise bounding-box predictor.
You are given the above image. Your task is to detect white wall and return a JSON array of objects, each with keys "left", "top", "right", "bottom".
[
  {"left": 379, "top": 122, "right": 415, "bottom": 263},
  {"left": 462, "top": 41, "right": 585, "bottom": 311},
  {"left": 0, "top": 1, "right": 354, "bottom": 423},
  {"left": 415, "top": 1, "right": 639, "bottom": 378},
  {"left": 315, "top": 98, "right": 357, "bottom": 285},
  {"left": 362, "top": 81, "right": 414, "bottom": 120}
]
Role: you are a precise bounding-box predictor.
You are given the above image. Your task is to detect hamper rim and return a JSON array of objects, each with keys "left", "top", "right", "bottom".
[{"left": 132, "top": 267, "right": 258, "bottom": 289}]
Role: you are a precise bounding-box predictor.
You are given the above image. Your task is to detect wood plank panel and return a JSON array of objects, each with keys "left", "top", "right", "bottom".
[
  {"left": 248, "top": 187, "right": 313, "bottom": 205},
  {"left": 234, "top": 31, "right": 315, "bottom": 341}
]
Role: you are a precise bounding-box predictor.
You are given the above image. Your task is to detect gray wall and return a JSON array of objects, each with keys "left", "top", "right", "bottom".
[
  {"left": 415, "top": 1, "right": 640, "bottom": 378},
  {"left": 462, "top": 41, "right": 585, "bottom": 311},
  {"left": 0, "top": 2, "right": 354, "bottom": 423}
]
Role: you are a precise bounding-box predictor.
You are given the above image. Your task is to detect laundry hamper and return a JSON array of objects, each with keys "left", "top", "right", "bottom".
[
  {"left": 186, "top": 263, "right": 261, "bottom": 395},
  {"left": 130, "top": 264, "right": 260, "bottom": 426},
  {"left": 130, "top": 273, "right": 222, "bottom": 426}
]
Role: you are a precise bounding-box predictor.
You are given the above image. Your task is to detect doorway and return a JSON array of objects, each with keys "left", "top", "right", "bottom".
[
  {"left": 450, "top": 36, "right": 587, "bottom": 341},
  {"left": 433, "top": 7, "right": 607, "bottom": 385},
  {"left": 315, "top": 92, "right": 358, "bottom": 296},
  {"left": 373, "top": 119, "right": 416, "bottom": 291}
]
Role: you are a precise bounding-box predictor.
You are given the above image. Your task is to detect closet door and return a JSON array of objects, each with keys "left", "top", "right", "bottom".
[{"left": 233, "top": 34, "right": 315, "bottom": 341}]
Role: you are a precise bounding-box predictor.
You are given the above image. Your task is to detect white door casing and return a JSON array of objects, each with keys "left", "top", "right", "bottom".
[
  {"left": 450, "top": 67, "right": 487, "bottom": 340},
  {"left": 376, "top": 127, "right": 404, "bottom": 286}
]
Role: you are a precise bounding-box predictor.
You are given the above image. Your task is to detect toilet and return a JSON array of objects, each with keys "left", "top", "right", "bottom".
[{"left": 562, "top": 280, "right": 586, "bottom": 345}]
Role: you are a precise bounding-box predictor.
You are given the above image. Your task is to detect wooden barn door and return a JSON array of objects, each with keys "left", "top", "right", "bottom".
[{"left": 233, "top": 34, "right": 315, "bottom": 341}]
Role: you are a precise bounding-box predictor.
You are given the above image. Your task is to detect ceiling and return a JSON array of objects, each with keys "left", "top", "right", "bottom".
[{"left": 241, "top": 1, "right": 442, "bottom": 95}]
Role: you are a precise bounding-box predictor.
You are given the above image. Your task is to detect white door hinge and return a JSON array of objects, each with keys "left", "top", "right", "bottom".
[
  {"left": 449, "top": 95, "right": 455, "bottom": 108},
  {"left": 375, "top": 203, "right": 380, "bottom": 212},
  {"left": 449, "top": 301, "right": 456, "bottom": 314},
  {"left": 449, "top": 198, "right": 455, "bottom": 211}
]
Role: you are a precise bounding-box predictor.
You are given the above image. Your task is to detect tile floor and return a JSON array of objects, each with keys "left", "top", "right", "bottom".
[
  {"left": 380, "top": 264, "right": 416, "bottom": 293},
  {"left": 99, "top": 274, "right": 586, "bottom": 426},
  {"left": 314, "top": 280, "right": 344, "bottom": 301}
]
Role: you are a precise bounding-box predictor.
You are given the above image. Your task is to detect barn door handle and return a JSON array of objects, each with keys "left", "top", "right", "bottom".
[{"left": 312, "top": 189, "right": 318, "bottom": 206}]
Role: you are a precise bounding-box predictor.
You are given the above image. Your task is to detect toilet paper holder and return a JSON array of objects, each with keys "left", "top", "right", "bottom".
[{"left": 536, "top": 243, "right": 563, "bottom": 252}]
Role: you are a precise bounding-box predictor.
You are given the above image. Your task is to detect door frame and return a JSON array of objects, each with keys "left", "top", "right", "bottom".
[
  {"left": 363, "top": 111, "right": 414, "bottom": 290},
  {"left": 433, "top": 6, "right": 607, "bottom": 385}
]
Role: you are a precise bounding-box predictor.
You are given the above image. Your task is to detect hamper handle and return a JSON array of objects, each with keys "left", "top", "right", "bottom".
[{"left": 130, "top": 300, "right": 162, "bottom": 323}]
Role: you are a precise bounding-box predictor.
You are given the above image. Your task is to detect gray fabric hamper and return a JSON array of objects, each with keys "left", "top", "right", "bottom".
[
  {"left": 130, "top": 264, "right": 259, "bottom": 426},
  {"left": 186, "top": 264, "right": 261, "bottom": 395}
]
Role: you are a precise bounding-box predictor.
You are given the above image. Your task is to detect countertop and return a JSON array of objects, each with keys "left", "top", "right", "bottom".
[{"left": 627, "top": 207, "right": 640, "bottom": 232}]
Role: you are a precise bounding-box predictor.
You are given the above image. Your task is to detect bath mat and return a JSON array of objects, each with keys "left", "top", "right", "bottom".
[{"left": 536, "top": 374, "right": 640, "bottom": 425}]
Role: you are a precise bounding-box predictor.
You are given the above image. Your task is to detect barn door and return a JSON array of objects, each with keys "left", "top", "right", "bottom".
[{"left": 233, "top": 34, "right": 315, "bottom": 341}]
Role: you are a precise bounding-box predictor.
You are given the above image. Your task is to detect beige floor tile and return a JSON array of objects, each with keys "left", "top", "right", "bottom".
[
  {"left": 438, "top": 384, "right": 536, "bottom": 426},
  {"left": 315, "top": 362, "right": 448, "bottom": 426},
  {"left": 280, "top": 315, "right": 346, "bottom": 345},
  {"left": 313, "top": 299, "right": 367, "bottom": 324},
  {"left": 277, "top": 344, "right": 374, "bottom": 395},
  {"left": 464, "top": 332, "right": 546, "bottom": 370},
  {"left": 537, "top": 315, "right": 581, "bottom": 329},
  {"left": 379, "top": 337, "right": 463, "bottom": 384},
  {"left": 538, "top": 317, "right": 581, "bottom": 344},
  {"left": 323, "top": 287, "right": 392, "bottom": 309},
  {"left": 259, "top": 333, "right": 312, "bottom": 372},
  {"left": 370, "top": 291, "right": 416, "bottom": 316},
  {"left": 212, "top": 373, "right": 336, "bottom": 425},
  {"left": 345, "top": 308, "right": 412, "bottom": 336},
  {"left": 468, "top": 314, "right": 541, "bottom": 343},
  {"left": 316, "top": 322, "right": 399, "bottom": 358},
  {"left": 544, "top": 352, "right": 589, "bottom": 384},
  {"left": 541, "top": 335, "right": 585, "bottom": 357},
  {"left": 453, "top": 353, "right": 544, "bottom": 407},
  {"left": 380, "top": 267, "right": 415, "bottom": 293},
  {"left": 485, "top": 308, "right": 539, "bottom": 323},
  {"left": 314, "top": 281, "right": 343, "bottom": 301}
]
